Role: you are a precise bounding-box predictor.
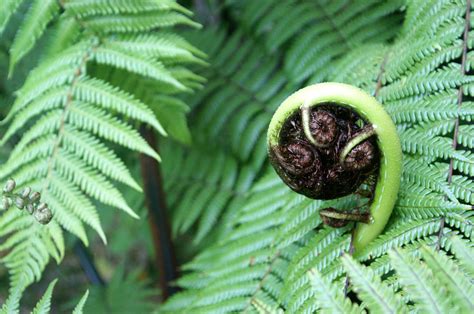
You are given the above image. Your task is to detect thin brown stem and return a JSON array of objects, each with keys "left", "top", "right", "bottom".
[
  {"left": 140, "top": 127, "right": 179, "bottom": 301},
  {"left": 374, "top": 54, "right": 389, "bottom": 98},
  {"left": 442, "top": 0, "right": 471, "bottom": 250},
  {"left": 343, "top": 230, "right": 355, "bottom": 296},
  {"left": 245, "top": 250, "right": 281, "bottom": 311},
  {"left": 447, "top": 0, "right": 471, "bottom": 184}
]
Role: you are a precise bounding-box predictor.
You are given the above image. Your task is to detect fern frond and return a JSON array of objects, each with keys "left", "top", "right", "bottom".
[
  {"left": 162, "top": 0, "right": 474, "bottom": 312},
  {"left": 420, "top": 245, "right": 474, "bottom": 312},
  {"left": 380, "top": 68, "right": 473, "bottom": 102},
  {"left": 448, "top": 235, "right": 474, "bottom": 278},
  {"left": 72, "top": 290, "right": 89, "bottom": 314},
  {"left": 1, "top": 0, "right": 203, "bottom": 300},
  {"left": 62, "top": 127, "right": 141, "bottom": 191},
  {"left": 83, "top": 267, "right": 156, "bottom": 313},
  {"left": 401, "top": 158, "right": 457, "bottom": 202},
  {"left": 0, "top": 210, "right": 63, "bottom": 292},
  {"left": 8, "top": 0, "right": 60, "bottom": 74},
  {"left": 31, "top": 278, "right": 57, "bottom": 314},
  {"left": 275, "top": 198, "right": 322, "bottom": 249},
  {"left": 0, "top": 0, "right": 24, "bottom": 33},
  {"left": 73, "top": 77, "right": 166, "bottom": 135},
  {"left": 81, "top": 11, "right": 200, "bottom": 34},
  {"left": 389, "top": 249, "right": 450, "bottom": 313},
  {"left": 63, "top": 0, "right": 191, "bottom": 18},
  {"left": 251, "top": 298, "right": 284, "bottom": 314},
  {"left": 400, "top": 129, "right": 473, "bottom": 163},
  {"left": 356, "top": 219, "right": 441, "bottom": 260},
  {"left": 161, "top": 143, "right": 243, "bottom": 241},
  {"left": 92, "top": 46, "right": 185, "bottom": 89},
  {"left": 307, "top": 267, "right": 364, "bottom": 314},
  {"left": 286, "top": 233, "right": 351, "bottom": 313},
  {"left": 341, "top": 255, "right": 406, "bottom": 313},
  {"left": 105, "top": 33, "right": 205, "bottom": 64}
]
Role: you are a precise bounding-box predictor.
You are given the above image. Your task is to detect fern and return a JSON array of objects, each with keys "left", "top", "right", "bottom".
[
  {"left": 161, "top": 0, "right": 474, "bottom": 312},
  {"left": 0, "top": 0, "right": 202, "bottom": 304},
  {"left": 341, "top": 254, "right": 405, "bottom": 313},
  {"left": 82, "top": 266, "right": 156, "bottom": 313},
  {"left": 307, "top": 268, "right": 363, "bottom": 314},
  {"left": 0, "top": 278, "right": 89, "bottom": 314},
  {"left": 1, "top": 0, "right": 473, "bottom": 311}
]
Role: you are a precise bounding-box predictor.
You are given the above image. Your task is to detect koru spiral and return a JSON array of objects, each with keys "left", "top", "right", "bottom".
[{"left": 267, "top": 83, "right": 402, "bottom": 251}]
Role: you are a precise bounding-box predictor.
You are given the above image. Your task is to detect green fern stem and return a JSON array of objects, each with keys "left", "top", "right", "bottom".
[{"left": 267, "top": 82, "right": 402, "bottom": 251}]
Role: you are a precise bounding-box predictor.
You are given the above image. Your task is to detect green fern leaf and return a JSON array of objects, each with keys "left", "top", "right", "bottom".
[
  {"left": 420, "top": 245, "right": 474, "bottom": 312},
  {"left": 448, "top": 235, "right": 474, "bottom": 278},
  {"left": 72, "top": 290, "right": 89, "bottom": 314},
  {"left": 389, "top": 249, "right": 450, "bottom": 313},
  {"left": 31, "top": 279, "right": 57, "bottom": 314},
  {"left": 0, "top": 0, "right": 24, "bottom": 33},
  {"left": 8, "top": 0, "right": 60, "bottom": 75},
  {"left": 307, "top": 268, "right": 364, "bottom": 314},
  {"left": 341, "top": 255, "right": 406, "bottom": 313}
]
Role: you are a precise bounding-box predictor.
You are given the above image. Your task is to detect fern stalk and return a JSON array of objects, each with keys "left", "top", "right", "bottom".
[
  {"left": 140, "top": 127, "right": 178, "bottom": 300},
  {"left": 441, "top": 0, "right": 472, "bottom": 250}
]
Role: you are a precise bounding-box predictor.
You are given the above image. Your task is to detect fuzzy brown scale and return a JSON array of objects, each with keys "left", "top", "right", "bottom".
[{"left": 269, "top": 103, "right": 379, "bottom": 200}]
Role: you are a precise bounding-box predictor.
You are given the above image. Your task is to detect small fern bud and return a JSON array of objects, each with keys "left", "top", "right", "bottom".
[
  {"left": 309, "top": 110, "right": 338, "bottom": 147},
  {"left": 343, "top": 141, "right": 376, "bottom": 171},
  {"left": 1, "top": 196, "right": 12, "bottom": 210},
  {"left": 29, "top": 191, "right": 41, "bottom": 203},
  {"left": 269, "top": 141, "right": 323, "bottom": 198},
  {"left": 34, "top": 205, "right": 52, "bottom": 224},
  {"left": 21, "top": 187, "right": 31, "bottom": 199},
  {"left": 15, "top": 196, "right": 25, "bottom": 209},
  {"left": 3, "top": 179, "right": 16, "bottom": 193},
  {"left": 26, "top": 204, "right": 35, "bottom": 214}
]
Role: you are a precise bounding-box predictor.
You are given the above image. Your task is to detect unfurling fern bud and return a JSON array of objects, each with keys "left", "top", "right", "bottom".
[
  {"left": 267, "top": 83, "right": 402, "bottom": 251},
  {"left": 343, "top": 141, "right": 376, "bottom": 171},
  {"left": 3, "top": 178, "right": 16, "bottom": 193},
  {"left": 1, "top": 178, "right": 53, "bottom": 224},
  {"left": 26, "top": 204, "right": 35, "bottom": 214},
  {"left": 270, "top": 141, "right": 323, "bottom": 197},
  {"left": 29, "top": 191, "right": 41, "bottom": 203},
  {"left": 1, "top": 196, "right": 12, "bottom": 210},
  {"left": 15, "top": 196, "right": 25, "bottom": 209},
  {"left": 309, "top": 110, "right": 338, "bottom": 147},
  {"left": 20, "top": 187, "right": 31, "bottom": 199},
  {"left": 269, "top": 101, "right": 377, "bottom": 200},
  {"left": 34, "top": 203, "right": 52, "bottom": 225}
]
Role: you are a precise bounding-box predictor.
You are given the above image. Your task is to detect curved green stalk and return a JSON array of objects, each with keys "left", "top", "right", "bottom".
[{"left": 267, "top": 82, "right": 402, "bottom": 251}]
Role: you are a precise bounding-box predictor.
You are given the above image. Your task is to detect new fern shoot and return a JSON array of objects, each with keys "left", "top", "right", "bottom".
[
  {"left": 1, "top": 178, "right": 52, "bottom": 224},
  {"left": 268, "top": 83, "right": 403, "bottom": 250},
  {"left": 1, "top": 0, "right": 473, "bottom": 312}
]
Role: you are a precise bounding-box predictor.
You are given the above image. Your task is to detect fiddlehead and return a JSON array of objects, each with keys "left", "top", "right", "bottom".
[
  {"left": 267, "top": 83, "right": 402, "bottom": 251},
  {"left": 1, "top": 178, "right": 53, "bottom": 224}
]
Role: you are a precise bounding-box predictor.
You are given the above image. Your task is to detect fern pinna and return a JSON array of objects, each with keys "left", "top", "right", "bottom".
[
  {"left": 162, "top": 0, "right": 474, "bottom": 312},
  {"left": 0, "top": 0, "right": 203, "bottom": 309}
]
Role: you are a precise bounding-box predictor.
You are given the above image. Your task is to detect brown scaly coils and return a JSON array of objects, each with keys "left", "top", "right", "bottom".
[
  {"left": 1, "top": 178, "right": 53, "bottom": 224},
  {"left": 269, "top": 104, "right": 378, "bottom": 200}
]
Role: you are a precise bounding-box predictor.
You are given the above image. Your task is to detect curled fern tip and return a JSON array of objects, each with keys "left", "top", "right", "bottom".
[{"left": 267, "top": 83, "right": 403, "bottom": 251}]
